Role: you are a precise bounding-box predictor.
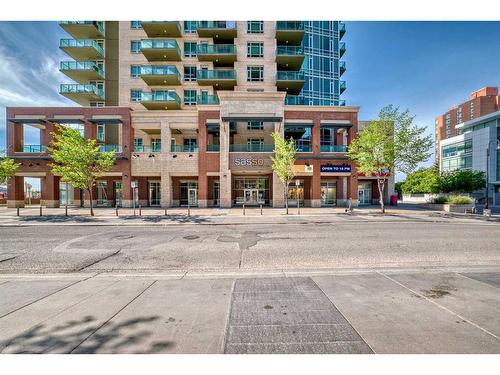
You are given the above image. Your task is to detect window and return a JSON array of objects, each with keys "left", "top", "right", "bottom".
[
  {"left": 184, "top": 90, "right": 197, "bottom": 106},
  {"left": 130, "top": 65, "right": 140, "bottom": 78},
  {"left": 183, "top": 138, "right": 198, "bottom": 152},
  {"left": 184, "top": 42, "right": 197, "bottom": 57},
  {"left": 131, "top": 21, "right": 142, "bottom": 29},
  {"left": 61, "top": 123, "right": 84, "bottom": 136},
  {"left": 97, "top": 124, "right": 105, "bottom": 143},
  {"left": 134, "top": 138, "right": 143, "bottom": 151},
  {"left": 184, "top": 21, "right": 197, "bottom": 34},
  {"left": 184, "top": 66, "right": 197, "bottom": 81},
  {"left": 470, "top": 101, "right": 475, "bottom": 119},
  {"left": 247, "top": 42, "right": 264, "bottom": 57},
  {"left": 151, "top": 138, "right": 161, "bottom": 152},
  {"left": 89, "top": 102, "right": 105, "bottom": 108},
  {"left": 131, "top": 40, "right": 141, "bottom": 53},
  {"left": 247, "top": 66, "right": 264, "bottom": 82},
  {"left": 247, "top": 21, "right": 263, "bottom": 34},
  {"left": 247, "top": 138, "right": 264, "bottom": 151},
  {"left": 247, "top": 121, "right": 264, "bottom": 130},
  {"left": 130, "top": 89, "right": 142, "bottom": 102}
]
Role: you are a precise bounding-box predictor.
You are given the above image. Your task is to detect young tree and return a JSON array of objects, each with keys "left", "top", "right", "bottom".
[
  {"left": 271, "top": 132, "right": 296, "bottom": 214},
  {"left": 401, "top": 168, "right": 439, "bottom": 194},
  {"left": 0, "top": 158, "right": 20, "bottom": 185},
  {"left": 438, "top": 170, "right": 486, "bottom": 194},
  {"left": 48, "top": 125, "right": 115, "bottom": 216},
  {"left": 348, "top": 105, "right": 432, "bottom": 213}
]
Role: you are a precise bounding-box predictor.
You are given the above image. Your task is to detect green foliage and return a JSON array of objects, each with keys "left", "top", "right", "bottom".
[
  {"left": 446, "top": 195, "right": 474, "bottom": 205},
  {"left": 0, "top": 158, "right": 20, "bottom": 185},
  {"left": 49, "top": 125, "right": 115, "bottom": 215},
  {"left": 271, "top": 132, "right": 296, "bottom": 213},
  {"left": 438, "top": 170, "right": 485, "bottom": 194},
  {"left": 394, "top": 182, "right": 403, "bottom": 197},
  {"left": 401, "top": 168, "right": 439, "bottom": 194},
  {"left": 431, "top": 196, "right": 448, "bottom": 204}
]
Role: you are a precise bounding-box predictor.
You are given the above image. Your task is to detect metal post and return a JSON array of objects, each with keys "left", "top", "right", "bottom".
[
  {"left": 188, "top": 204, "right": 190, "bottom": 217},
  {"left": 486, "top": 144, "right": 490, "bottom": 210},
  {"left": 115, "top": 204, "right": 119, "bottom": 216},
  {"left": 243, "top": 203, "right": 245, "bottom": 216},
  {"left": 39, "top": 205, "right": 42, "bottom": 216},
  {"left": 65, "top": 181, "right": 69, "bottom": 217},
  {"left": 260, "top": 204, "right": 263, "bottom": 215},
  {"left": 65, "top": 204, "right": 68, "bottom": 217},
  {"left": 297, "top": 194, "right": 300, "bottom": 215},
  {"left": 164, "top": 208, "right": 167, "bottom": 216},
  {"left": 139, "top": 205, "right": 142, "bottom": 216},
  {"left": 16, "top": 207, "right": 19, "bottom": 217}
]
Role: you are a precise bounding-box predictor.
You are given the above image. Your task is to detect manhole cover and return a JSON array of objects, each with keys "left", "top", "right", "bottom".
[{"left": 183, "top": 235, "right": 199, "bottom": 240}]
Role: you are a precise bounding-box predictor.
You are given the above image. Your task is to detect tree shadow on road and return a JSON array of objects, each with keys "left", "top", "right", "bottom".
[
  {"left": 120, "top": 214, "right": 210, "bottom": 224},
  {"left": 0, "top": 315, "right": 174, "bottom": 354},
  {"left": 18, "top": 215, "right": 104, "bottom": 223}
]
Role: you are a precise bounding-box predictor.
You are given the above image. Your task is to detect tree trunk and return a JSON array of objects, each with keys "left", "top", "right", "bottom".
[
  {"left": 284, "top": 180, "right": 288, "bottom": 215},
  {"left": 377, "top": 177, "right": 385, "bottom": 214},
  {"left": 88, "top": 187, "right": 94, "bottom": 216}
]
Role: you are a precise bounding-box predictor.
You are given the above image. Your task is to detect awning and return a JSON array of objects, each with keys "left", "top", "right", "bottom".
[
  {"left": 221, "top": 116, "right": 282, "bottom": 122},
  {"left": 47, "top": 118, "right": 84, "bottom": 123},
  {"left": 320, "top": 122, "right": 353, "bottom": 129},
  {"left": 87, "top": 118, "right": 123, "bottom": 124},
  {"left": 8, "top": 118, "right": 46, "bottom": 124}
]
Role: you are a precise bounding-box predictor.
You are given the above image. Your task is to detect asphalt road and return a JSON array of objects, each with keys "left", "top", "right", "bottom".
[{"left": 0, "top": 221, "right": 499, "bottom": 274}]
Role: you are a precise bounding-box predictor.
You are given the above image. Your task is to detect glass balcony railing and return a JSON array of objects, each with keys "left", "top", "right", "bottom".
[
  {"left": 60, "top": 61, "right": 104, "bottom": 77},
  {"left": 340, "top": 80, "right": 346, "bottom": 93},
  {"left": 197, "top": 95, "right": 220, "bottom": 105},
  {"left": 197, "top": 21, "right": 237, "bottom": 30},
  {"left": 98, "top": 144, "right": 122, "bottom": 153},
  {"left": 170, "top": 145, "right": 199, "bottom": 152},
  {"left": 140, "top": 90, "right": 181, "bottom": 103},
  {"left": 60, "top": 84, "right": 104, "bottom": 98},
  {"left": 276, "top": 21, "right": 304, "bottom": 31},
  {"left": 140, "top": 39, "right": 179, "bottom": 51},
  {"left": 21, "top": 145, "right": 46, "bottom": 153},
  {"left": 197, "top": 44, "right": 236, "bottom": 55},
  {"left": 320, "top": 145, "right": 348, "bottom": 153},
  {"left": 339, "top": 100, "right": 346, "bottom": 106},
  {"left": 284, "top": 95, "right": 305, "bottom": 105},
  {"left": 230, "top": 144, "right": 274, "bottom": 152},
  {"left": 339, "top": 42, "right": 346, "bottom": 57},
  {"left": 134, "top": 145, "right": 161, "bottom": 153},
  {"left": 59, "top": 39, "right": 104, "bottom": 56},
  {"left": 339, "top": 61, "right": 346, "bottom": 75},
  {"left": 339, "top": 22, "right": 346, "bottom": 38},
  {"left": 276, "top": 46, "right": 303, "bottom": 55},
  {"left": 207, "top": 144, "right": 220, "bottom": 152},
  {"left": 139, "top": 65, "right": 181, "bottom": 79},
  {"left": 60, "top": 21, "right": 105, "bottom": 35},
  {"left": 277, "top": 71, "right": 304, "bottom": 80},
  {"left": 294, "top": 143, "right": 312, "bottom": 152},
  {"left": 197, "top": 69, "right": 236, "bottom": 80}
]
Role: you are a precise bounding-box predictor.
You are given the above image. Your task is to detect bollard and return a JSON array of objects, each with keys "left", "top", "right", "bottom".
[
  {"left": 260, "top": 204, "right": 263, "bottom": 215},
  {"left": 164, "top": 208, "right": 167, "bottom": 216},
  {"left": 115, "top": 204, "right": 119, "bottom": 217},
  {"left": 17, "top": 207, "right": 20, "bottom": 217},
  {"left": 243, "top": 203, "right": 245, "bottom": 216},
  {"left": 40, "top": 205, "right": 42, "bottom": 216},
  {"left": 188, "top": 206, "right": 191, "bottom": 217},
  {"left": 139, "top": 205, "right": 142, "bottom": 216},
  {"left": 65, "top": 204, "right": 68, "bottom": 217}
]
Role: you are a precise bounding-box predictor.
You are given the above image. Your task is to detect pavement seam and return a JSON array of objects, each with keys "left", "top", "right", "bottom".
[
  {"left": 377, "top": 271, "right": 500, "bottom": 342},
  {"left": 453, "top": 272, "right": 500, "bottom": 289},
  {"left": 68, "top": 279, "right": 158, "bottom": 354},
  {"left": 76, "top": 249, "right": 122, "bottom": 272},
  {"left": 0, "top": 273, "right": 100, "bottom": 320},
  {"left": 310, "top": 277, "right": 376, "bottom": 354},
  {"left": 221, "top": 279, "right": 236, "bottom": 354},
  {"left": 0, "top": 256, "right": 18, "bottom": 263}
]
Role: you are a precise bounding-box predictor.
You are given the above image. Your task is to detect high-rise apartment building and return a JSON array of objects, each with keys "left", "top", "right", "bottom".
[{"left": 58, "top": 21, "right": 346, "bottom": 108}]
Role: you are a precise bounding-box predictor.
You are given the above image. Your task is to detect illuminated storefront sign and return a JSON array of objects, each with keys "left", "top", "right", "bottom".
[{"left": 320, "top": 164, "right": 351, "bottom": 173}]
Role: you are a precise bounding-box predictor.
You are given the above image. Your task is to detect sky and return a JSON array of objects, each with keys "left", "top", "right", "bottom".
[{"left": 1, "top": 21, "right": 500, "bottom": 182}]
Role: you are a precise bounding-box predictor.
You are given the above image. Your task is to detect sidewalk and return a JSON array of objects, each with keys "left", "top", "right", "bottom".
[{"left": 0, "top": 204, "right": 498, "bottom": 226}]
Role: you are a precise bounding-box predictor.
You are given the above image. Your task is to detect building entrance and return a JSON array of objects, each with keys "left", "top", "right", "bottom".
[
  {"left": 358, "top": 182, "right": 373, "bottom": 205},
  {"left": 233, "top": 177, "right": 269, "bottom": 206}
]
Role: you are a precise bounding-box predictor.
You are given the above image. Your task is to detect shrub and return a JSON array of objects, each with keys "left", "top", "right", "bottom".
[
  {"left": 446, "top": 195, "right": 473, "bottom": 205},
  {"left": 431, "top": 196, "right": 447, "bottom": 204}
]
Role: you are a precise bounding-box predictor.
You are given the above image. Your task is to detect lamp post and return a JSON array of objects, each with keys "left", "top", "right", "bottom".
[
  {"left": 485, "top": 139, "right": 500, "bottom": 210},
  {"left": 295, "top": 179, "right": 300, "bottom": 215}
]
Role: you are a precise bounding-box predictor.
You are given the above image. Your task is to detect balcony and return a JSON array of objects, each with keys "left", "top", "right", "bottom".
[
  {"left": 140, "top": 90, "right": 181, "bottom": 110},
  {"left": 140, "top": 39, "right": 181, "bottom": 62},
  {"left": 134, "top": 145, "right": 161, "bottom": 153},
  {"left": 140, "top": 21, "right": 182, "bottom": 38},
  {"left": 339, "top": 22, "right": 346, "bottom": 40},
  {"left": 197, "top": 69, "right": 237, "bottom": 90},
  {"left": 284, "top": 95, "right": 305, "bottom": 105},
  {"left": 276, "top": 46, "right": 305, "bottom": 70},
  {"left": 60, "top": 21, "right": 104, "bottom": 39},
  {"left": 229, "top": 144, "right": 274, "bottom": 152},
  {"left": 276, "top": 71, "right": 305, "bottom": 95},
  {"left": 276, "top": 21, "right": 305, "bottom": 45},
  {"left": 171, "top": 145, "right": 198, "bottom": 152},
  {"left": 197, "top": 21, "right": 237, "bottom": 40},
  {"left": 60, "top": 84, "right": 104, "bottom": 106},
  {"left": 340, "top": 81, "right": 346, "bottom": 94},
  {"left": 207, "top": 144, "right": 220, "bottom": 152},
  {"left": 197, "top": 44, "right": 237, "bottom": 64},
  {"left": 60, "top": 39, "right": 104, "bottom": 60},
  {"left": 18, "top": 145, "right": 47, "bottom": 153},
  {"left": 339, "top": 42, "right": 346, "bottom": 58},
  {"left": 60, "top": 61, "right": 104, "bottom": 83},
  {"left": 320, "top": 145, "right": 348, "bottom": 153},
  {"left": 139, "top": 65, "right": 181, "bottom": 86},
  {"left": 98, "top": 144, "right": 122, "bottom": 153},
  {"left": 197, "top": 94, "right": 220, "bottom": 105},
  {"left": 339, "top": 61, "right": 346, "bottom": 76}
]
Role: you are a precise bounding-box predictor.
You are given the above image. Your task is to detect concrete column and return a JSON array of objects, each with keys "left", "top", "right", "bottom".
[
  {"left": 42, "top": 172, "right": 60, "bottom": 208},
  {"left": 7, "top": 175, "right": 25, "bottom": 208},
  {"left": 198, "top": 174, "right": 208, "bottom": 208},
  {"left": 272, "top": 172, "right": 285, "bottom": 208},
  {"left": 137, "top": 177, "right": 148, "bottom": 207},
  {"left": 312, "top": 120, "right": 321, "bottom": 156},
  {"left": 311, "top": 161, "right": 321, "bottom": 207},
  {"left": 347, "top": 175, "right": 359, "bottom": 207},
  {"left": 161, "top": 173, "right": 172, "bottom": 207},
  {"left": 219, "top": 121, "right": 232, "bottom": 208},
  {"left": 340, "top": 176, "right": 348, "bottom": 206},
  {"left": 160, "top": 120, "right": 172, "bottom": 207},
  {"left": 121, "top": 174, "right": 132, "bottom": 207}
]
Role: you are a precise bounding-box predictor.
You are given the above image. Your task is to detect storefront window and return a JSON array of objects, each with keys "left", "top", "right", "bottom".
[
  {"left": 180, "top": 181, "right": 198, "bottom": 206},
  {"left": 321, "top": 181, "right": 336, "bottom": 206},
  {"left": 148, "top": 181, "right": 161, "bottom": 206},
  {"left": 287, "top": 180, "right": 304, "bottom": 206},
  {"left": 59, "top": 182, "right": 74, "bottom": 206},
  {"left": 233, "top": 177, "right": 269, "bottom": 206},
  {"left": 358, "top": 182, "right": 372, "bottom": 205}
]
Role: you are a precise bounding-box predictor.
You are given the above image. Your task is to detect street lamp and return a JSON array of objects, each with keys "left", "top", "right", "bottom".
[
  {"left": 485, "top": 139, "right": 500, "bottom": 210},
  {"left": 295, "top": 179, "right": 300, "bottom": 215}
]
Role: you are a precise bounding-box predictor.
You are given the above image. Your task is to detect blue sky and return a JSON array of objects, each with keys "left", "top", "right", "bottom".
[{"left": 1, "top": 21, "right": 500, "bottom": 180}]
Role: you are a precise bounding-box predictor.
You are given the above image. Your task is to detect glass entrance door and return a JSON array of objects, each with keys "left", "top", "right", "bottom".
[
  {"left": 114, "top": 181, "right": 122, "bottom": 207},
  {"left": 358, "top": 182, "right": 372, "bottom": 205},
  {"left": 188, "top": 188, "right": 197, "bottom": 206},
  {"left": 97, "top": 181, "right": 108, "bottom": 206},
  {"left": 320, "top": 181, "right": 337, "bottom": 206},
  {"left": 149, "top": 181, "right": 161, "bottom": 206},
  {"left": 243, "top": 189, "right": 259, "bottom": 205}
]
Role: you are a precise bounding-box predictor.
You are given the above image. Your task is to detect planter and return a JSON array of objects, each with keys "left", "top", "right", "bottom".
[{"left": 421, "top": 203, "right": 474, "bottom": 213}]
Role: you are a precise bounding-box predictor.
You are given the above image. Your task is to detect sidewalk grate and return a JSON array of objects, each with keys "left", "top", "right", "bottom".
[{"left": 223, "top": 277, "right": 373, "bottom": 354}]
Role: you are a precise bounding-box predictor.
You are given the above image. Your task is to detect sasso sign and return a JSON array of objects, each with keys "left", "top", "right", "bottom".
[{"left": 234, "top": 158, "right": 265, "bottom": 166}]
